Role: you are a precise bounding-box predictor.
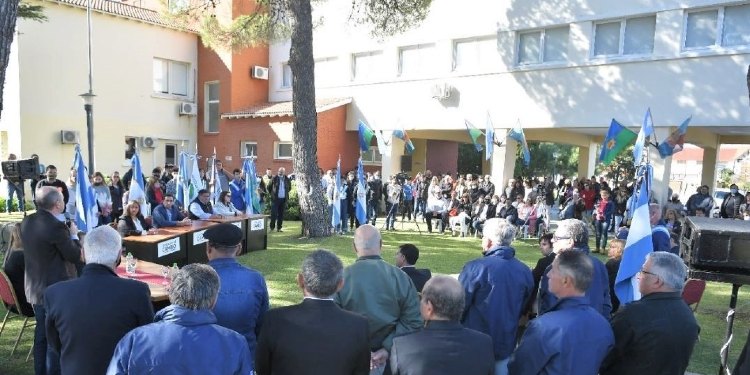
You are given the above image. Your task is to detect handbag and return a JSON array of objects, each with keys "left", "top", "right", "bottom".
[{"left": 449, "top": 208, "right": 458, "bottom": 217}]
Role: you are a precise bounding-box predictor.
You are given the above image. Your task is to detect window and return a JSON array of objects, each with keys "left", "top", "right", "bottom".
[
  {"left": 281, "top": 63, "right": 292, "bottom": 89},
  {"left": 314, "top": 57, "right": 338, "bottom": 87},
  {"left": 153, "top": 58, "right": 189, "bottom": 96},
  {"left": 518, "top": 26, "right": 569, "bottom": 65},
  {"left": 352, "top": 51, "right": 384, "bottom": 81},
  {"left": 241, "top": 142, "right": 258, "bottom": 158},
  {"left": 685, "top": 4, "right": 750, "bottom": 49},
  {"left": 361, "top": 147, "right": 382, "bottom": 164},
  {"left": 274, "top": 142, "right": 293, "bottom": 159},
  {"left": 398, "top": 44, "right": 436, "bottom": 76},
  {"left": 593, "top": 16, "right": 656, "bottom": 57},
  {"left": 125, "top": 137, "right": 136, "bottom": 160},
  {"left": 453, "top": 37, "right": 500, "bottom": 72},
  {"left": 165, "top": 144, "right": 177, "bottom": 166},
  {"left": 205, "top": 82, "right": 219, "bottom": 133}
]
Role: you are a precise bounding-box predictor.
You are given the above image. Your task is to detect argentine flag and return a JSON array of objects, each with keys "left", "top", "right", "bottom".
[
  {"left": 189, "top": 154, "right": 203, "bottom": 203},
  {"left": 633, "top": 108, "right": 654, "bottom": 166},
  {"left": 176, "top": 152, "right": 189, "bottom": 210},
  {"left": 129, "top": 151, "right": 146, "bottom": 203},
  {"left": 73, "top": 145, "right": 98, "bottom": 233},
  {"left": 355, "top": 157, "right": 367, "bottom": 225},
  {"left": 331, "top": 156, "right": 342, "bottom": 230},
  {"left": 615, "top": 171, "right": 653, "bottom": 304}
]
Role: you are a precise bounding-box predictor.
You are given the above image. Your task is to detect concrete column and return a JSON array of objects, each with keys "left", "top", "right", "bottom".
[
  {"left": 649, "top": 128, "right": 672, "bottom": 206},
  {"left": 701, "top": 146, "right": 719, "bottom": 191},
  {"left": 490, "top": 133, "right": 517, "bottom": 191},
  {"left": 577, "top": 141, "right": 597, "bottom": 179},
  {"left": 381, "top": 133, "right": 405, "bottom": 179}
]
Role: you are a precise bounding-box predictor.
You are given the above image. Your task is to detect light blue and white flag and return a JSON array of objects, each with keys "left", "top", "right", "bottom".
[
  {"left": 243, "top": 158, "right": 261, "bottom": 215},
  {"left": 615, "top": 165, "right": 653, "bottom": 305},
  {"left": 129, "top": 150, "right": 146, "bottom": 203},
  {"left": 210, "top": 148, "right": 218, "bottom": 205},
  {"left": 188, "top": 154, "right": 203, "bottom": 203},
  {"left": 355, "top": 157, "right": 367, "bottom": 225},
  {"left": 176, "top": 152, "right": 189, "bottom": 210},
  {"left": 73, "top": 145, "right": 98, "bottom": 233},
  {"left": 331, "top": 156, "right": 342, "bottom": 229},
  {"left": 633, "top": 108, "right": 655, "bottom": 165},
  {"left": 485, "top": 112, "right": 495, "bottom": 161}
]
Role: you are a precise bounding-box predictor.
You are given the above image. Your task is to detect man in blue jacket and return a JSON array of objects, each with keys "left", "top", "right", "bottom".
[
  {"left": 538, "top": 219, "right": 612, "bottom": 318},
  {"left": 459, "top": 217, "right": 534, "bottom": 375},
  {"left": 205, "top": 223, "right": 269, "bottom": 370},
  {"left": 107, "top": 264, "right": 253, "bottom": 374},
  {"left": 151, "top": 194, "right": 191, "bottom": 228},
  {"left": 509, "top": 250, "right": 614, "bottom": 374}
]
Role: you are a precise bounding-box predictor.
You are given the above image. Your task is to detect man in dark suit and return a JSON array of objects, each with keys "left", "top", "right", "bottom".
[
  {"left": 269, "top": 167, "right": 292, "bottom": 232},
  {"left": 390, "top": 276, "right": 495, "bottom": 375},
  {"left": 44, "top": 225, "right": 154, "bottom": 375},
  {"left": 395, "top": 244, "right": 431, "bottom": 292},
  {"left": 256, "top": 249, "right": 370, "bottom": 375},
  {"left": 152, "top": 194, "right": 192, "bottom": 228},
  {"left": 22, "top": 186, "right": 83, "bottom": 375}
]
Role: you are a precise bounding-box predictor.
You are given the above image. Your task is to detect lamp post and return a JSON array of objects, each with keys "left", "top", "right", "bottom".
[{"left": 80, "top": 92, "right": 96, "bottom": 173}]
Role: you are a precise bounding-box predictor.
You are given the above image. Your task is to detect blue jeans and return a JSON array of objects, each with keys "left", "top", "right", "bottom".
[
  {"left": 339, "top": 200, "right": 349, "bottom": 232},
  {"left": 7, "top": 180, "right": 24, "bottom": 212},
  {"left": 595, "top": 219, "right": 610, "bottom": 251},
  {"left": 33, "top": 304, "right": 60, "bottom": 375},
  {"left": 385, "top": 202, "right": 399, "bottom": 229}
]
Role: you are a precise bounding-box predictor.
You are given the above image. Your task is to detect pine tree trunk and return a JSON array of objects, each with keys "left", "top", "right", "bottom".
[
  {"left": 0, "top": 0, "right": 20, "bottom": 120},
  {"left": 288, "top": 0, "right": 331, "bottom": 238}
]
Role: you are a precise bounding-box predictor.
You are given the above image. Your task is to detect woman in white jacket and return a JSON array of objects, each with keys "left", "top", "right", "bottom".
[{"left": 213, "top": 190, "right": 239, "bottom": 216}]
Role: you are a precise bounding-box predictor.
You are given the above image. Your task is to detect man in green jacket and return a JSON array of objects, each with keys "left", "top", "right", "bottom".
[{"left": 335, "top": 224, "right": 422, "bottom": 375}]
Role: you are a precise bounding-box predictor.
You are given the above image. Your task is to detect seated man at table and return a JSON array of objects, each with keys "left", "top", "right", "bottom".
[
  {"left": 152, "top": 194, "right": 192, "bottom": 228},
  {"left": 44, "top": 225, "right": 154, "bottom": 375},
  {"left": 189, "top": 189, "right": 222, "bottom": 220},
  {"left": 205, "top": 223, "right": 269, "bottom": 370},
  {"left": 108, "top": 264, "right": 253, "bottom": 374}
]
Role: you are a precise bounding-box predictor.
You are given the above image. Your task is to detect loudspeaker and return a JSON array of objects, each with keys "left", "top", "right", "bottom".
[
  {"left": 400, "top": 155, "right": 412, "bottom": 172},
  {"left": 1, "top": 158, "right": 40, "bottom": 181},
  {"left": 681, "top": 216, "right": 750, "bottom": 285}
]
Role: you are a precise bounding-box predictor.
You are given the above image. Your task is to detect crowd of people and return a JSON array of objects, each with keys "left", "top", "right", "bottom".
[{"left": 6, "top": 157, "right": 750, "bottom": 375}]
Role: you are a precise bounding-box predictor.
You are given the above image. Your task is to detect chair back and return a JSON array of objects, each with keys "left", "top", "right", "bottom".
[
  {"left": 682, "top": 278, "right": 706, "bottom": 311},
  {"left": 0, "top": 270, "right": 19, "bottom": 308}
]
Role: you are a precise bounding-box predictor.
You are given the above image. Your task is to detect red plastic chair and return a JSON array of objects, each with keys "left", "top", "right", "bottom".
[
  {"left": 682, "top": 279, "right": 706, "bottom": 312},
  {"left": 0, "top": 270, "right": 35, "bottom": 360}
]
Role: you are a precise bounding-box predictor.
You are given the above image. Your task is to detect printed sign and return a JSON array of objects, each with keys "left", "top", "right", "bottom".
[
  {"left": 232, "top": 221, "right": 242, "bottom": 230},
  {"left": 250, "top": 219, "right": 264, "bottom": 231},
  {"left": 193, "top": 230, "right": 208, "bottom": 245},
  {"left": 157, "top": 237, "right": 181, "bottom": 258}
]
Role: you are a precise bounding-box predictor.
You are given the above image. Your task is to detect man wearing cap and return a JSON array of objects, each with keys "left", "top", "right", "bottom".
[{"left": 205, "top": 223, "right": 269, "bottom": 369}]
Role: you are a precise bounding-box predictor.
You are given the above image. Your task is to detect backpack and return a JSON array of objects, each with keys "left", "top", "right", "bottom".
[{"left": 402, "top": 184, "right": 413, "bottom": 201}]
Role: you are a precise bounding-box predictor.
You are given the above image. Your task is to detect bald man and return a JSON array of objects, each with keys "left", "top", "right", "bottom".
[
  {"left": 390, "top": 276, "right": 494, "bottom": 375},
  {"left": 335, "top": 224, "right": 422, "bottom": 375}
]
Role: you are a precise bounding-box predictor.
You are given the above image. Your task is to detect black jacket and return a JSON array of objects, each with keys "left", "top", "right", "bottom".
[
  {"left": 270, "top": 175, "right": 292, "bottom": 202},
  {"left": 3, "top": 250, "right": 34, "bottom": 316},
  {"left": 21, "top": 209, "right": 81, "bottom": 305},
  {"left": 600, "top": 291, "right": 700, "bottom": 375},
  {"left": 256, "top": 298, "right": 370, "bottom": 375},
  {"left": 117, "top": 214, "right": 151, "bottom": 237},
  {"left": 44, "top": 264, "right": 154, "bottom": 375},
  {"left": 400, "top": 267, "right": 432, "bottom": 293},
  {"left": 390, "top": 320, "right": 494, "bottom": 375}
]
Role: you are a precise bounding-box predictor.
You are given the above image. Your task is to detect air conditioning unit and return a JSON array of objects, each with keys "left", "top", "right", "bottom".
[
  {"left": 179, "top": 102, "right": 197, "bottom": 116},
  {"left": 141, "top": 136, "right": 158, "bottom": 148},
  {"left": 60, "top": 130, "right": 80, "bottom": 144},
  {"left": 430, "top": 83, "right": 452, "bottom": 100},
  {"left": 252, "top": 66, "right": 269, "bottom": 80}
]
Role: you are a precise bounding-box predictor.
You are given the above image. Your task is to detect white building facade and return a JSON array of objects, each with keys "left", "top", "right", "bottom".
[
  {"left": 1, "top": 0, "right": 198, "bottom": 194},
  {"left": 269, "top": 0, "right": 750, "bottom": 204}
]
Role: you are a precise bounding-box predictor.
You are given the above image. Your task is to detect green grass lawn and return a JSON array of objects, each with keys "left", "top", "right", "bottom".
[{"left": 2, "top": 220, "right": 749, "bottom": 374}]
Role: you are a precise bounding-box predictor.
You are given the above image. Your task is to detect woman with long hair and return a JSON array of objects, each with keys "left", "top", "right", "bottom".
[
  {"left": 117, "top": 200, "right": 154, "bottom": 237},
  {"left": 146, "top": 177, "right": 164, "bottom": 211},
  {"left": 92, "top": 171, "right": 113, "bottom": 224},
  {"left": 109, "top": 171, "right": 125, "bottom": 220},
  {"left": 214, "top": 190, "right": 239, "bottom": 216},
  {"left": 2, "top": 223, "right": 34, "bottom": 316}
]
